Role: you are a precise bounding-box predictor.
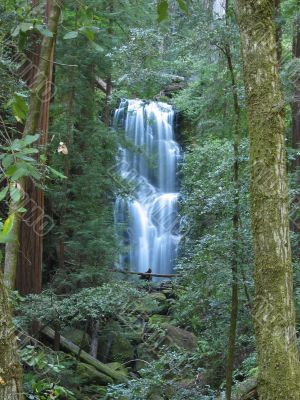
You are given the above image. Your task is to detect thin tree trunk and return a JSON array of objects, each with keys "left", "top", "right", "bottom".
[
  {"left": 90, "top": 320, "right": 100, "bottom": 358},
  {"left": 0, "top": 271, "right": 23, "bottom": 400},
  {"left": 54, "top": 329, "right": 60, "bottom": 351},
  {"left": 4, "top": 0, "right": 62, "bottom": 290},
  {"left": 236, "top": 1, "right": 300, "bottom": 398},
  {"left": 223, "top": 35, "right": 241, "bottom": 399}
]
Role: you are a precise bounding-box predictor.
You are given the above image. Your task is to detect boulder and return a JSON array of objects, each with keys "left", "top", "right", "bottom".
[
  {"left": 161, "top": 323, "right": 197, "bottom": 351},
  {"left": 149, "top": 292, "right": 169, "bottom": 314},
  {"left": 106, "top": 362, "right": 129, "bottom": 377}
]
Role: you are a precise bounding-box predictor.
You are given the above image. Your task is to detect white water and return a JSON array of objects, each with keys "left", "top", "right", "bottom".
[
  {"left": 213, "top": 0, "right": 225, "bottom": 17},
  {"left": 114, "top": 99, "right": 181, "bottom": 276}
]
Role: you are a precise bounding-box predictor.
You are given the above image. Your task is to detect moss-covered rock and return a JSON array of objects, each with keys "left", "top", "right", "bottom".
[
  {"left": 135, "top": 342, "right": 156, "bottom": 371},
  {"left": 106, "top": 362, "right": 129, "bottom": 377},
  {"left": 98, "top": 321, "right": 133, "bottom": 363},
  {"left": 161, "top": 323, "right": 197, "bottom": 351},
  {"left": 148, "top": 314, "right": 170, "bottom": 326},
  {"left": 149, "top": 292, "right": 169, "bottom": 314}
]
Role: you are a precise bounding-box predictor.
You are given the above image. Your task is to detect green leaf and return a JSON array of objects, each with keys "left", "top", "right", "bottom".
[
  {"left": 178, "top": 0, "right": 187, "bottom": 12},
  {"left": 2, "top": 155, "right": 14, "bottom": 169},
  {"left": 10, "top": 162, "right": 40, "bottom": 181},
  {"left": 22, "top": 148, "right": 39, "bottom": 154},
  {"left": 47, "top": 166, "right": 67, "bottom": 180},
  {"left": 20, "top": 22, "right": 34, "bottom": 32},
  {"left": 22, "top": 134, "right": 40, "bottom": 146},
  {"left": 79, "top": 26, "right": 95, "bottom": 41},
  {"left": 0, "top": 187, "right": 8, "bottom": 202},
  {"left": 5, "top": 165, "right": 17, "bottom": 178},
  {"left": 10, "top": 186, "right": 21, "bottom": 202},
  {"left": 157, "top": 0, "right": 168, "bottom": 22},
  {"left": 63, "top": 31, "right": 78, "bottom": 40},
  {"left": 15, "top": 154, "right": 36, "bottom": 162},
  {"left": 36, "top": 24, "right": 53, "bottom": 37},
  {"left": 6, "top": 93, "right": 29, "bottom": 123},
  {"left": 11, "top": 25, "right": 20, "bottom": 37},
  {"left": 0, "top": 213, "right": 15, "bottom": 243},
  {"left": 91, "top": 42, "right": 104, "bottom": 52}
]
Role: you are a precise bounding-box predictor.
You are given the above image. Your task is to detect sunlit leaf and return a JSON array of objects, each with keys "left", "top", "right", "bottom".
[
  {"left": 0, "top": 187, "right": 8, "bottom": 202},
  {"left": 10, "top": 186, "right": 22, "bottom": 202},
  {"left": 63, "top": 31, "right": 78, "bottom": 40},
  {"left": 157, "top": 0, "right": 168, "bottom": 23},
  {"left": 47, "top": 166, "right": 67, "bottom": 180},
  {"left": 36, "top": 24, "right": 53, "bottom": 37},
  {"left": 178, "top": 0, "right": 187, "bottom": 12},
  {"left": 0, "top": 213, "right": 15, "bottom": 243}
]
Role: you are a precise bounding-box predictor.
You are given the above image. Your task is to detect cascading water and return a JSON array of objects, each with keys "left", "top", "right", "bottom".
[{"left": 114, "top": 99, "right": 181, "bottom": 276}]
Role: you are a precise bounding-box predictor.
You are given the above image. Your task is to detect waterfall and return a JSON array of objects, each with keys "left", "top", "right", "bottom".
[
  {"left": 213, "top": 0, "right": 225, "bottom": 17},
  {"left": 114, "top": 99, "right": 181, "bottom": 276}
]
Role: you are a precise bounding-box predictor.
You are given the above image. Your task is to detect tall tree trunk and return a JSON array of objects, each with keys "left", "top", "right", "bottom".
[
  {"left": 4, "top": 0, "right": 62, "bottom": 290},
  {"left": 0, "top": 271, "right": 23, "bottom": 400},
  {"left": 292, "top": 0, "right": 300, "bottom": 170},
  {"left": 274, "top": 0, "right": 282, "bottom": 62},
  {"left": 224, "top": 39, "right": 241, "bottom": 400},
  {"left": 236, "top": 1, "right": 300, "bottom": 399},
  {"left": 16, "top": 0, "right": 54, "bottom": 296}
]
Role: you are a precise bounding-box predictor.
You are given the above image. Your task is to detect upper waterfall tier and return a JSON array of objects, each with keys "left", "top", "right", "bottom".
[{"left": 114, "top": 99, "right": 181, "bottom": 276}]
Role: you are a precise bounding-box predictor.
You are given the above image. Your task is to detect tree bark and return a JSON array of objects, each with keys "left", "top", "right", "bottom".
[
  {"left": 0, "top": 271, "right": 23, "bottom": 400},
  {"left": 223, "top": 36, "right": 241, "bottom": 399},
  {"left": 274, "top": 0, "right": 282, "bottom": 62},
  {"left": 4, "top": 0, "right": 62, "bottom": 290},
  {"left": 89, "top": 320, "right": 100, "bottom": 358},
  {"left": 292, "top": 0, "right": 300, "bottom": 170},
  {"left": 236, "top": 1, "right": 300, "bottom": 399},
  {"left": 16, "top": 0, "right": 54, "bottom": 296}
]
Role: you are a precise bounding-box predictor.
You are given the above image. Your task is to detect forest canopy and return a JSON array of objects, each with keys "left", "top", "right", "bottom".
[{"left": 1, "top": 0, "right": 300, "bottom": 400}]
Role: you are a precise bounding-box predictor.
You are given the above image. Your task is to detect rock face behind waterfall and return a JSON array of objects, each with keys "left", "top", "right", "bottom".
[{"left": 114, "top": 99, "right": 181, "bottom": 275}]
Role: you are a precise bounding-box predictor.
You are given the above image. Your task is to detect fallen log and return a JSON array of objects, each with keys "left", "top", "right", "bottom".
[
  {"left": 41, "top": 326, "right": 127, "bottom": 383},
  {"left": 112, "top": 269, "right": 177, "bottom": 278}
]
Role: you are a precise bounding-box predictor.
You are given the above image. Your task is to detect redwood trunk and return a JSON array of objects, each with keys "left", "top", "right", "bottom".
[
  {"left": 4, "top": 0, "right": 62, "bottom": 290},
  {"left": 16, "top": 0, "right": 54, "bottom": 295}
]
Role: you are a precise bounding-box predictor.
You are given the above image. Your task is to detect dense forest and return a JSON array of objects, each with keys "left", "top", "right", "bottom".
[{"left": 1, "top": 0, "right": 300, "bottom": 399}]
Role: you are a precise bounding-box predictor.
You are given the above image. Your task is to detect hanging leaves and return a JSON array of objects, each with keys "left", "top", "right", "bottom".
[
  {"left": 157, "top": 0, "right": 168, "bottom": 23},
  {"left": 6, "top": 93, "right": 29, "bottom": 123}
]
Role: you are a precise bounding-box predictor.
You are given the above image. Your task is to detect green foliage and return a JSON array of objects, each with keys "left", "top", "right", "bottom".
[
  {"left": 17, "top": 281, "right": 157, "bottom": 329},
  {"left": 20, "top": 346, "right": 75, "bottom": 400},
  {"left": 107, "top": 350, "right": 216, "bottom": 400}
]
